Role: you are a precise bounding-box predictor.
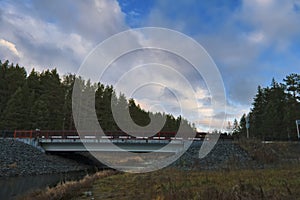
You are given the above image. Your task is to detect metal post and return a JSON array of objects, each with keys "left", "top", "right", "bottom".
[
  {"left": 246, "top": 114, "right": 250, "bottom": 139},
  {"left": 296, "top": 120, "right": 300, "bottom": 140},
  {"left": 246, "top": 128, "right": 249, "bottom": 139}
]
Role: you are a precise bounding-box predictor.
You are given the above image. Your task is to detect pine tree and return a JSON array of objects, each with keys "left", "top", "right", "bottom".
[
  {"left": 248, "top": 75, "right": 300, "bottom": 140},
  {"left": 0, "top": 61, "right": 27, "bottom": 125},
  {"left": 62, "top": 74, "right": 76, "bottom": 130},
  {"left": 30, "top": 98, "right": 49, "bottom": 129},
  {"left": 0, "top": 60, "right": 194, "bottom": 133},
  {"left": 263, "top": 80, "right": 286, "bottom": 139},
  {"left": 1, "top": 83, "right": 33, "bottom": 130},
  {"left": 238, "top": 114, "right": 247, "bottom": 137},
  {"left": 38, "top": 69, "right": 65, "bottom": 129},
  {"left": 250, "top": 86, "right": 266, "bottom": 139},
  {"left": 232, "top": 119, "right": 239, "bottom": 135},
  {"left": 284, "top": 73, "right": 300, "bottom": 99}
]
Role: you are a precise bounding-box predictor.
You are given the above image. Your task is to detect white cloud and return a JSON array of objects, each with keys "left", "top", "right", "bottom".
[
  {"left": 90, "top": 32, "right": 221, "bottom": 131},
  {"left": 241, "top": 0, "right": 300, "bottom": 50},
  {"left": 255, "top": 0, "right": 273, "bottom": 6},
  {"left": 138, "top": 0, "right": 300, "bottom": 129},
  {"left": 0, "top": 39, "right": 21, "bottom": 57},
  {"left": 0, "top": 0, "right": 128, "bottom": 74},
  {"left": 247, "top": 31, "right": 265, "bottom": 44}
]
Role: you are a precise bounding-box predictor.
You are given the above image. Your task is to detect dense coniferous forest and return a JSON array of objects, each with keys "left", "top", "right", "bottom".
[
  {"left": 0, "top": 60, "right": 192, "bottom": 133},
  {"left": 234, "top": 74, "right": 300, "bottom": 140}
]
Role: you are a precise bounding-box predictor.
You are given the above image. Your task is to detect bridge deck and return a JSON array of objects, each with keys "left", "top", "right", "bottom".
[{"left": 13, "top": 130, "right": 196, "bottom": 153}]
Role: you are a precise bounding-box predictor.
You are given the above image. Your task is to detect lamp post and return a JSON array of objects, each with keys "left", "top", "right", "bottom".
[{"left": 246, "top": 114, "right": 250, "bottom": 139}]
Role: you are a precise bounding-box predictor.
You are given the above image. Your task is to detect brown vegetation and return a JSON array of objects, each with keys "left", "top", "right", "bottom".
[
  {"left": 75, "top": 167, "right": 300, "bottom": 200},
  {"left": 237, "top": 139, "right": 300, "bottom": 166},
  {"left": 18, "top": 170, "right": 118, "bottom": 200}
]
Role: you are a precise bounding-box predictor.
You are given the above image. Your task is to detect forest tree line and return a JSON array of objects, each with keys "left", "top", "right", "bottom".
[
  {"left": 0, "top": 60, "right": 193, "bottom": 133},
  {"left": 233, "top": 73, "right": 300, "bottom": 140}
]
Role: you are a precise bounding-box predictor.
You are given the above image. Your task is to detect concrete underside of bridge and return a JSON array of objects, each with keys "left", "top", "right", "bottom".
[{"left": 40, "top": 140, "right": 185, "bottom": 153}]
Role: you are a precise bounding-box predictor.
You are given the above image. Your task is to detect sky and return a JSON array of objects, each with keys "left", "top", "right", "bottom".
[{"left": 0, "top": 0, "right": 299, "bottom": 132}]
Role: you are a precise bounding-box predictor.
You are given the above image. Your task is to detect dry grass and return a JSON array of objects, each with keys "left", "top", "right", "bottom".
[
  {"left": 75, "top": 167, "right": 300, "bottom": 200},
  {"left": 18, "top": 165, "right": 300, "bottom": 200},
  {"left": 236, "top": 139, "right": 300, "bottom": 166},
  {"left": 18, "top": 170, "right": 118, "bottom": 200},
  {"left": 8, "top": 162, "right": 17, "bottom": 168},
  {"left": 236, "top": 139, "right": 278, "bottom": 164}
]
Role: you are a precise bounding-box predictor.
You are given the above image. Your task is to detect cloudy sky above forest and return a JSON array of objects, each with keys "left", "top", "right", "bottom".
[{"left": 0, "top": 0, "right": 299, "bottom": 131}]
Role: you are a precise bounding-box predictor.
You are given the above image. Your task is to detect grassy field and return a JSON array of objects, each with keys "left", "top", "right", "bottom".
[{"left": 68, "top": 167, "right": 300, "bottom": 200}]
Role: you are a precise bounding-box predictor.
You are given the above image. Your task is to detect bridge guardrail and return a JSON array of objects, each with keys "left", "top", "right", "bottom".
[{"left": 13, "top": 130, "right": 209, "bottom": 141}]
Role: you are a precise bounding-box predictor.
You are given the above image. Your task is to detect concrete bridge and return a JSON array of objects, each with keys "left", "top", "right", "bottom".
[{"left": 13, "top": 130, "right": 191, "bottom": 153}]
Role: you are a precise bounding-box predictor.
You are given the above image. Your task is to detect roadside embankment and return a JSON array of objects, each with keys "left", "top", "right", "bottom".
[
  {"left": 0, "top": 139, "right": 91, "bottom": 177},
  {"left": 173, "top": 140, "right": 300, "bottom": 170},
  {"left": 172, "top": 141, "right": 259, "bottom": 170}
]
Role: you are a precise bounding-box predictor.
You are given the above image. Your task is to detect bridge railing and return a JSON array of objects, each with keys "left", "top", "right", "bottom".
[
  {"left": 14, "top": 130, "right": 35, "bottom": 138},
  {"left": 13, "top": 130, "right": 216, "bottom": 141},
  {"left": 13, "top": 130, "right": 186, "bottom": 140}
]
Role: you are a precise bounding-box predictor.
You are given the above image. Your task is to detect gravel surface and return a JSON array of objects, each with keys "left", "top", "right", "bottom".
[
  {"left": 172, "top": 141, "right": 261, "bottom": 170},
  {"left": 0, "top": 139, "right": 90, "bottom": 177}
]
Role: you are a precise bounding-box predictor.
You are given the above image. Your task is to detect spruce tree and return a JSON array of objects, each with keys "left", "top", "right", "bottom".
[{"left": 1, "top": 83, "right": 33, "bottom": 130}]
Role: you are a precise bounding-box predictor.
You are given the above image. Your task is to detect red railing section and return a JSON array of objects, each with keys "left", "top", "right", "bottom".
[{"left": 14, "top": 130, "right": 34, "bottom": 138}]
